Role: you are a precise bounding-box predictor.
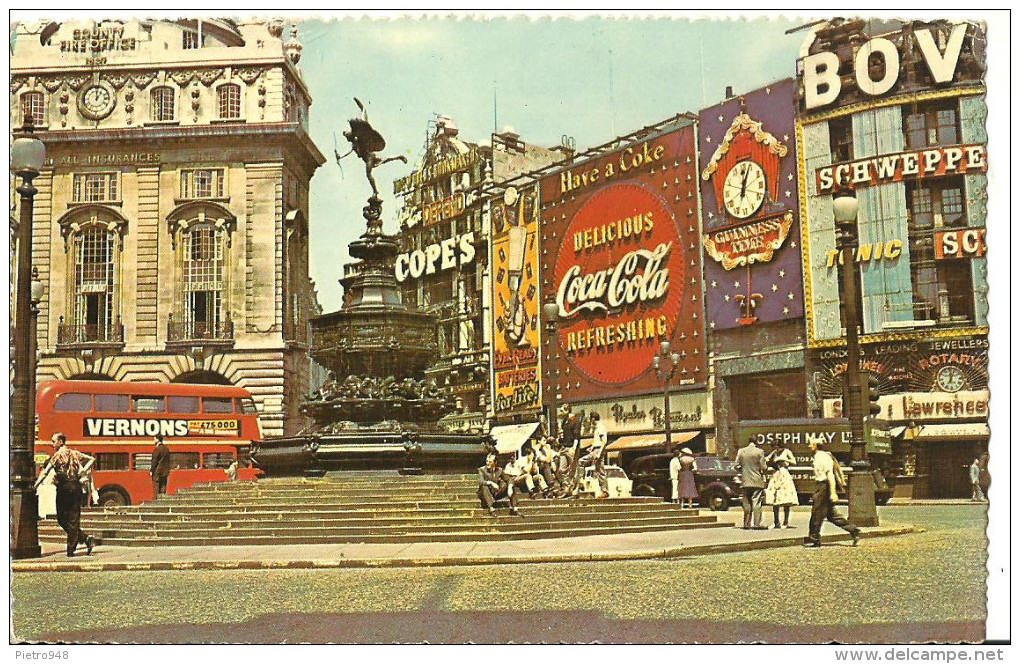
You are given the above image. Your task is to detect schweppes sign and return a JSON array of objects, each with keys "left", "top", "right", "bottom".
[{"left": 84, "top": 418, "right": 240, "bottom": 438}]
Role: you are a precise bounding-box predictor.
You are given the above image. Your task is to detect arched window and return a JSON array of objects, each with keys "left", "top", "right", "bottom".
[
  {"left": 20, "top": 91, "right": 46, "bottom": 126},
  {"left": 217, "top": 83, "right": 241, "bottom": 120},
  {"left": 181, "top": 225, "right": 225, "bottom": 338},
  {"left": 56, "top": 207, "right": 128, "bottom": 347},
  {"left": 167, "top": 202, "right": 237, "bottom": 344},
  {"left": 70, "top": 227, "right": 117, "bottom": 342},
  {"left": 150, "top": 86, "right": 176, "bottom": 122}
]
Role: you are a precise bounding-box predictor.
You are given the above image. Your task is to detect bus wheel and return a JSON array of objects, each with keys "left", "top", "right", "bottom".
[{"left": 98, "top": 488, "right": 129, "bottom": 508}]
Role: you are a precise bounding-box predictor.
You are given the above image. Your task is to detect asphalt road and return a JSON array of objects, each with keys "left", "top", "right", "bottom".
[{"left": 12, "top": 505, "right": 987, "bottom": 644}]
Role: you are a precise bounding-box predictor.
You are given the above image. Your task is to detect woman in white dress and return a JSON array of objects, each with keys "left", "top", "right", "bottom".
[{"left": 765, "top": 442, "right": 798, "bottom": 528}]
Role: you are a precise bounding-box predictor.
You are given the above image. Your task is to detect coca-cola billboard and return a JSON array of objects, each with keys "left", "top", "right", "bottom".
[{"left": 540, "top": 122, "right": 707, "bottom": 402}]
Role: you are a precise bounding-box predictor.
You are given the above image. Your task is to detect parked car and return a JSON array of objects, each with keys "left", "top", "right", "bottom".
[
  {"left": 628, "top": 454, "right": 741, "bottom": 510},
  {"left": 580, "top": 464, "right": 633, "bottom": 498}
]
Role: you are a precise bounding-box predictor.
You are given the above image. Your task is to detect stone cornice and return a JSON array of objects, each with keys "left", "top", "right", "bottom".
[
  {"left": 11, "top": 56, "right": 313, "bottom": 100},
  {"left": 36, "top": 121, "right": 326, "bottom": 169}
]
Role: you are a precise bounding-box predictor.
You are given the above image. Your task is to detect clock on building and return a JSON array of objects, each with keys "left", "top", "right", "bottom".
[
  {"left": 722, "top": 159, "right": 766, "bottom": 219},
  {"left": 78, "top": 83, "right": 116, "bottom": 121},
  {"left": 935, "top": 365, "right": 966, "bottom": 393}
]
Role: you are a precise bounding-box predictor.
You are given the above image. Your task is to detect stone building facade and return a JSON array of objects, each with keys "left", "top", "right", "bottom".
[
  {"left": 391, "top": 118, "right": 565, "bottom": 433},
  {"left": 795, "top": 19, "right": 988, "bottom": 497},
  {"left": 10, "top": 18, "right": 326, "bottom": 437}
]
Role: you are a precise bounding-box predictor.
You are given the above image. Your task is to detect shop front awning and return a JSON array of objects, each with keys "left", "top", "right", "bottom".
[
  {"left": 606, "top": 431, "right": 700, "bottom": 452},
  {"left": 490, "top": 422, "right": 541, "bottom": 454},
  {"left": 912, "top": 423, "right": 990, "bottom": 441}
]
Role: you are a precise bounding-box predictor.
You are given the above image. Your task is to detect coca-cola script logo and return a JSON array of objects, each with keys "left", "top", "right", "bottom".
[{"left": 553, "top": 183, "right": 685, "bottom": 385}]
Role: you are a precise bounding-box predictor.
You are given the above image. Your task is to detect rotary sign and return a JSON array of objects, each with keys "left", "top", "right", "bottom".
[{"left": 540, "top": 123, "right": 706, "bottom": 401}]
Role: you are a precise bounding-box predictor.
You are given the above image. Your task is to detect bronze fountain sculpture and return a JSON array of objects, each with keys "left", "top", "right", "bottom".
[{"left": 253, "top": 100, "right": 488, "bottom": 474}]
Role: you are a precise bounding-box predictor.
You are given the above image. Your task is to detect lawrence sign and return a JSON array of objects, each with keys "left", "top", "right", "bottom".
[
  {"left": 540, "top": 124, "right": 707, "bottom": 401},
  {"left": 816, "top": 145, "right": 987, "bottom": 194}
]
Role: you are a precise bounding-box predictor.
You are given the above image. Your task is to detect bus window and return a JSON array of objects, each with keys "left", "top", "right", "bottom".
[
  {"left": 202, "top": 397, "right": 234, "bottom": 414},
  {"left": 132, "top": 396, "right": 166, "bottom": 413},
  {"left": 170, "top": 452, "right": 201, "bottom": 470},
  {"left": 54, "top": 393, "right": 92, "bottom": 412},
  {"left": 134, "top": 453, "right": 152, "bottom": 471},
  {"left": 94, "top": 394, "right": 130, "bottom": 413},
  {"left": 168, "top": 395, "right": 201, "bottom": 413},
  {"left": 239, "top": 397, "right": 258, "bottom": 414},
  {"left": 95, "top": 452, "right": 130, "bottom": 471},
  {"left": 203, "top": 452, "right": 234, "bottom": 469}
]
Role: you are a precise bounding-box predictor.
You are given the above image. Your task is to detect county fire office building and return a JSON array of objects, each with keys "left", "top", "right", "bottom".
[
  {"left": 796, "top": 18, "right": 989, "bottom": 498},
  {"left": 10, "top": 18, "right": 326, "bottom": 437}
]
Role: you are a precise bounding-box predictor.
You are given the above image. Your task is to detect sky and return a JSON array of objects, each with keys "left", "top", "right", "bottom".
[{"left": 296, "top": 16, "right": 809, "bottom": 308}]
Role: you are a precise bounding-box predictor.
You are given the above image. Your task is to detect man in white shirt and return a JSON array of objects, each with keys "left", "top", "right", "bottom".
[
  {"left": 569, "top": 412, "right": 609, "bottom": 498},
  {"left": 805, "top": 439, "right": 860, "bottom": 548}
]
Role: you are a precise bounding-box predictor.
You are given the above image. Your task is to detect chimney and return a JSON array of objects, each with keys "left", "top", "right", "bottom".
[{"left": 725, "top": 86, "right": 734, "bottom": 99}]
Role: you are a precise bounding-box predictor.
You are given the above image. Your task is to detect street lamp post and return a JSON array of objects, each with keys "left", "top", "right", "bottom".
[
  {"left": 652, "top": 340, "right": 681, "bottom": 455},
  {"left": 833, "top": 194, "right": 879, "bottom": 527},
  {"left": 10, "top": 116, "right": 46, "bottom": 560}
]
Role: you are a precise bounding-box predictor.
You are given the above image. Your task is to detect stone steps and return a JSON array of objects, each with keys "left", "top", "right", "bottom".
[{"left": 43, "top": 472, "right": 726, "bottom": 546}]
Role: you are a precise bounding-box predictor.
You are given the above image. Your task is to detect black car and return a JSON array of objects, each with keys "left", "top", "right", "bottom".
[{"left": 628, "top": 454, "right": 741, "bottom": 510}]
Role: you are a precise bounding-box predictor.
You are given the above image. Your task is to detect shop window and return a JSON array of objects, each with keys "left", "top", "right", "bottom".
[
  {"left": 72, "top": 172, "right": 120, "bottom": 203},
  {"left": 829, "top": 115, "right": 853, "bottom": 163},
  {"left": 903, "top": 100, "right": 960, "bottom": 150},
  {"left": 217, "top": 84, "right": 241, "bottom": 119},
  {"left": 20, "top": 91, "right": 46, "bottom": 127},
  {"left": 150, "top": 86, "right": 176, "bottom": 122},
  {"left": 906, "top": 178, "right": 974, "bottom": 324}
]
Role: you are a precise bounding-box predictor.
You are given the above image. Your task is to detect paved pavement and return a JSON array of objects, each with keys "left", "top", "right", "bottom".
[{"left": 13, "top": 508, "right": 916, "bottom": 572}]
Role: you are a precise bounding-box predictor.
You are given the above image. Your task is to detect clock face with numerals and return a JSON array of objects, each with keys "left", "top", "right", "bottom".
[
  {"left": 935, "top": 366, "right": 966, "bottom": 393},
  {"left": 78, "top": 84, "right": 116, "bottom": 120},
  {"left": 722, "top": 160, "right": 766, "bottom": 219}
]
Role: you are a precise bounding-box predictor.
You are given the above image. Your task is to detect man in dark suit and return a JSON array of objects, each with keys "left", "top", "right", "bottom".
[
  {"left": 477, "top": 454, "right": 519, "bottom": 517},
  {"left": 734, "top": 437, "right": 767, "bottom": 530},
  {"left": 560, "top": 405, "right": 583, "bottom": 482},
  {"left": 151, "top": 434, "right": 171, "bottom": 500}
]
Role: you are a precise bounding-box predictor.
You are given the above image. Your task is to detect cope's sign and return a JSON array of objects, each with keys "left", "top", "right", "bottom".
[{"left": 395, "top": 232, "right": 476, "bottom": 283}]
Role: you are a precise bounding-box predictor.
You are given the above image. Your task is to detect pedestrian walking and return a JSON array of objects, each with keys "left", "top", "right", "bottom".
[
  {"left": 734, "top": 437, "right": 767, "bottom": 530},
  {"left": 150, "top": 434, "right": 171, "bottom": 500},
  {"left": 804, "top": 440, "right": 860, "bottom": 548},
  {"left": 765, "top": 442, "right": 798, "bottom": 529},
  {"left": 670, "top": 447, "right": 699, "bottom": 509},
  {"left": 968, "top": 457, "right": 984, "bottom": 501},
  {"left": 35, "top": 433, "right": 95, "bottom": 557},
  {"left": 978, "top": 452, "right": 991, "bottom": 502}
]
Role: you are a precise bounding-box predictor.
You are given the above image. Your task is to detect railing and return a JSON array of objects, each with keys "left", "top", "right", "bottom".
[
  {"left": 56, "top": 320, "right": 124, "bottom": 346},
  {"left": 166, "top": 314, "right": 234, "bottom": 344}
]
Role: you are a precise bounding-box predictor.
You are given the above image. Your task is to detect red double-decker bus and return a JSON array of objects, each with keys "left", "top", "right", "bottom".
[{"left": 35, "top": 380, "right": 263, "bottom": 506}]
